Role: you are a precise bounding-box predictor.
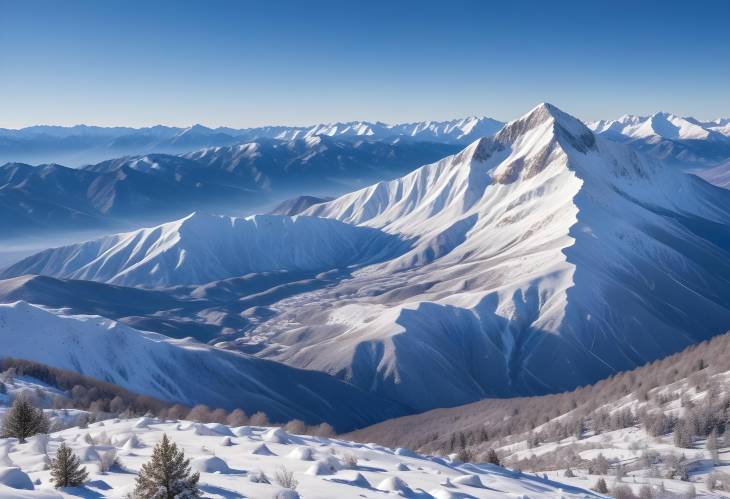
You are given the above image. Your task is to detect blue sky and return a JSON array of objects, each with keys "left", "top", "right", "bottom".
[{"left": 1, "top": 0, "right": 729, "bottom": 128}]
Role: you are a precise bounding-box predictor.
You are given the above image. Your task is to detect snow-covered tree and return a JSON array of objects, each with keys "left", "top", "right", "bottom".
[
  {"left": 134, "top": 433, "right": 200, "bottom": 499},
  {"left": 50, "top": 442, "right": 88, "bottom": 488},
  {"left": 593, "top": 477, "right": 608, "bottom": 493},
  {"left": 1, "top": 395, "right": 49, "bottom": 443}
]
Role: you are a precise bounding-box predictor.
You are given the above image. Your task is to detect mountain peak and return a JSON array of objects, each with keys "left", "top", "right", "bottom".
[{"left": 495, "top": 102, "right": 596, "bottom": 154}]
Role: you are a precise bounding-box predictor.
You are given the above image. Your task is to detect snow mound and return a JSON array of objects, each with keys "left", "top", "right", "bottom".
[
  {"left": 77, "top": 446, "right": 100, "bottom": 462},
  {"left": 190, "top": 456, "right": 232, "bottom": 474},
  {"left": 396, "top": 462, "right": 410, "bottom": 471},
  {"left": 377, "top": 475, "right": 411, "bottom": 493},
  {"left": 262, "top": 428, "right": 290, "bottom": 444},
  {"left": 0, "top": 467, "right": 34, "bottom": 490},
  {"left": 192, "top": 423, "right": 233, "bottom": 437},
  {"left": 28, "top": 434, "right": 49, "bottom": 455},
  {"left": 305, "top": 456, "right": 342, "bottom": 476},
  {"left": 452, "top": 474, "right": 483, "bottom": 487},
  {"left": 121, "top": 434, "right": 141, "bottom": 450},
  {"left": 286, "top": 446, "right": 313, "bottom": 461},
  {"left": 233, "top": 426, "right": 253, "bottom": 437},
  {"left": 220, "top": 436, "right": 233, "bottom": 447},
  {"left": 334, "top": 471, "right": 372, "bottom": 488},
  {"left": 133, "top": 417, "right": 155, "bottom": 428},
  {"left": 251, "top": 444, "right": 276, "bottom": 456}
]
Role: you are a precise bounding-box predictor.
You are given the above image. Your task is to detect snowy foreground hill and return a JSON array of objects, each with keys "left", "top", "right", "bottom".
[
  {"left": 4, "top": 103, "right": 730, "bottom": 415},
  {"left": 348, "top": 331, "right": 730, "bottom": 498},
  {"left": 0, "top": 301, "right": 405, "bottom": 431},
  {"left": 0, "top": 415, "right": 599, "bottom": 498}
]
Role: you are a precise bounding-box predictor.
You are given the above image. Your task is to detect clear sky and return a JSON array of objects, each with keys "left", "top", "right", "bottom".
[{"left": 1, "top": 0, "right": 729, "bottom": 128}]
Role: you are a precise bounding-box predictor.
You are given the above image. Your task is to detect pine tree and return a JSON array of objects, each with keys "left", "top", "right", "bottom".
[
  {"left": 486, "top": 448, "right": 501, "bottom": 466},
  {"left": 134, "top": 433, "right": 201, "bottom": 499},
  {"left": 50, "top": 442, "right": 88, "bottom": 488},
  {"left": 1, "top": 395, "right": 49, "bottom": 443},
  {"left": 593, "top": 477, "right": 608, "bottom": 493}
]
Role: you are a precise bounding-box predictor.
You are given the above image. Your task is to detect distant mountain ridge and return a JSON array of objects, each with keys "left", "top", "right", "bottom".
[
  {"left": 0, "top": 137, "right": 459, "bottom": 238},
  {"left": 0, "top": 116, "right": 503, "bottom": 166},
  {"left": 589, "top": 112, "right": 730, "bottom": 167}
]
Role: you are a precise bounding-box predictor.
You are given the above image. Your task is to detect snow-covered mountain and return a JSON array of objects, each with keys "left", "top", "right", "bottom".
[
  {"left": 240, "top": 103, "right": 730, "bottom": 410},
  {"left": 268, "top": 195, "right": 333, "bottom": 216},
  {"left": 0, "top": 213, "right": 402, "bottom": 288},
  {"left": 0, "top": 138, "right": 458, "bottom": 237},
  {"left": 589, "top": 112, "right": 730, "bottom": 168},
  {"left": 0, "top": 301, "right": 404, "bottom": 431},
  {"left": 6, "top": 103, "right": 730, "bottom": 415},
  {"left": 0, "top": 117, "right": 502, "bottom": 166}
]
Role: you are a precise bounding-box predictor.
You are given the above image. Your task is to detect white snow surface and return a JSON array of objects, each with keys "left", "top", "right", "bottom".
[
  {"left": 589, "top": 112, "right": 715, "bottom": 141},
  {"left": 0, "top": 301, "right": 404, "bottom": 431},
  {"left": 0, "top": 418, "right": 597, "bottom": 498}
]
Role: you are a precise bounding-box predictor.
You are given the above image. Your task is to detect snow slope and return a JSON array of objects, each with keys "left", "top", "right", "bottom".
[
  {"left": 0, "top": 301, "right": 405, "bottom": 431},
  {"left": 589, "top": 113, "right": 730, "bottom": 168},
  {"left": 0, "top": 417, "right": 597, "bottom": 498},
  {"left": 1, "top": 213, "right": 403, "bottom": 288},
  {"left": 348, "top": 329, "right": 730, "bottom": 498},
  {"left": 7, "top": 103, "right": 730, "bottom": 415},
  {"left": 254, "top": 103, "right": 730, "bottom": 410},
  {"left": 0, "top": 138, "right": 458, "bottom": 238}
]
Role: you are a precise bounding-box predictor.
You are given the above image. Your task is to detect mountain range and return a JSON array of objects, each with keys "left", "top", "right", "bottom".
[
  {"left": 0, "top": 138, "right": 459, "bottom": 237},
  {"left": 0, "top": 116, "right": 503, "bottom": 166},
  {"left": 4, "top": 103, "right": 730, "bottom": 422},
  {"left": 589, "top": 111, "right": 730, "bottom": 167}
]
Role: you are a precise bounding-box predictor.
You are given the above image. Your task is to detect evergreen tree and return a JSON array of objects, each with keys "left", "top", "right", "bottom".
[
  {"left": 134, "top": 434, "right": 200, "bottom": 499},
  {"left": 50, "top": 442, "right": 88, "bottom": 488},
  {"left": 593, "top": 477, "right": 608, "bottom": 493},
  {"left": 1, "top": 395, "right": 49, "bottom": 443},
  {"left": 486, "top": 448, "right": 501, "bottom": 466}
]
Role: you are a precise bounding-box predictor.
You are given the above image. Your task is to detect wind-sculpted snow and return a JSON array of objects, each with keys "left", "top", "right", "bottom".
[
  {"left": 0, "top": 417, "right": 597, "bottom": 498},
  {"left": 1, "top": 213, "right": 405, "bottom": 288},
  {"left": 0, "top": 301, "right": 405, "bottom": 431}
]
